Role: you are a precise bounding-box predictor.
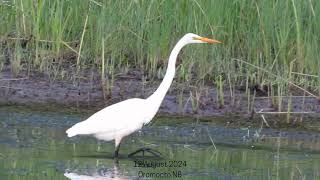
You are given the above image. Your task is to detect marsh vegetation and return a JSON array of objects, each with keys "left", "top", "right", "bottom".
[{"left": 0, "top": 0, "right": 319, "bottom": 115}]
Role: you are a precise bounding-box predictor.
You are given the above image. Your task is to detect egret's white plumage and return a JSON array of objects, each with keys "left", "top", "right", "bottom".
[
  {"left": 66, "top": 33, "right": 221, "bottom": 157},
  {"left": 67, "top": 98, "right": 148, "bottom": 138}
]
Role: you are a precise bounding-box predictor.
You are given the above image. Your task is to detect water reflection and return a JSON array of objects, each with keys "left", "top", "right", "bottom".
[
  {"left": 64, "top": 162, "right": 130, "bottom": 180},
  {"left": 0, "top": 107, "right": 320, "bottom": 179}
]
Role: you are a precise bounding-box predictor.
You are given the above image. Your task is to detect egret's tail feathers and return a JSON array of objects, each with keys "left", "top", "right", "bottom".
[
  {"left": 66, "top": 122, "right": 85, "bottom": 137},
  {"left": 66, "top": 121, "right": 96, "bottom": 137},
  {"left": 66, "top": 127, "right": 78, "bottom": 137}
]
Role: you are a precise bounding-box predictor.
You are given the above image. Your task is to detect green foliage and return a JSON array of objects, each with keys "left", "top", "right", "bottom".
[{"left": 0, "top": 0, "right": 319, "bottom": 94}]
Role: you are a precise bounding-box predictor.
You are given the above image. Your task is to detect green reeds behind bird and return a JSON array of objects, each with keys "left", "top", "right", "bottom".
[{"left": 0, "top": 0, "right": 319, "bottom": 99}]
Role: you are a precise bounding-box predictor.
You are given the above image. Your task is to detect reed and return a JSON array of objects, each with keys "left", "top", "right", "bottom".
[{"left": 0, "top": 0, "right": 319, "bottom": 99}]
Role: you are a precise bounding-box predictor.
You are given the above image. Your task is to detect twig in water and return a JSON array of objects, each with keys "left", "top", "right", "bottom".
[
  {"left": 0, "top": 78, "right": 28, "bottom": 81},
  {"left": 183, "top": 94, "right": 192, "bottom": 112},
  {"left": 255, "top": 96, "right": 315, "bottom": 99},
  {"left": 256, "top": 109, "right": 315, "bottom": 114},
  {"left": 260, "top": 114, "right": 270, "bottom": 127},
  {"left": 206, "top": 127, "right": 217, "bottom": 150},
  {"left": 183, "top": 145, "right": 197, "bottom": 152},
  {"left": 138, "top": 139, "right": 157, "bottom": 147},
  {"left": 0, "top": 86, "right": 23, "bottom": 90},
  {"left": 295, "top": 164, "right": 303, "bottom": 177}
]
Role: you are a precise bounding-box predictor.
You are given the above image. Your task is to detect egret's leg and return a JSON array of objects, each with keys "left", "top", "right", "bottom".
[
  {"left": 114, "top": 136, "right": 122, "bottom": 158},
  {"left": 128, "top": 148, "right": 161, "bottom": 158},
  {"left": 114, "top": 144, "right": 120, "bottom": 158}
]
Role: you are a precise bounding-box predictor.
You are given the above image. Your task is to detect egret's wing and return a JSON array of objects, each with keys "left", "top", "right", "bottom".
[{"left": 66, "top": 98, "right": 146, "bottom": 137}]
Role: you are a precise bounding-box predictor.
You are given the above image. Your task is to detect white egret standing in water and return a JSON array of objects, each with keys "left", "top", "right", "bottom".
[{"left": 66, "top": 33, "right": 221, "bottom": 158}]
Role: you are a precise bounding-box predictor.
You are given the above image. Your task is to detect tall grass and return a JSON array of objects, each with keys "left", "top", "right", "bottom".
[{"left": 0, "top": 0, "right": 319, "bottom": 96}]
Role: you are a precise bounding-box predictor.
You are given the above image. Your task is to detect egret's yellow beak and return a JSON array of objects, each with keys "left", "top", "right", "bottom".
[{"left": 194, "top": 37, "right": 222, "bottom": 44}]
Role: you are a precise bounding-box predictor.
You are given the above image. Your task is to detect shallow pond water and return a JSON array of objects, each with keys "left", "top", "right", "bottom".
[{"left": 0, "top": 106, "right": 319, "bottom": 179}]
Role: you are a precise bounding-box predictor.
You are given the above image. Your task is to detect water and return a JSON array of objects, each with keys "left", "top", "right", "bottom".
[{"left": 0, "top": 106, "right": 319, "bottom": 179}]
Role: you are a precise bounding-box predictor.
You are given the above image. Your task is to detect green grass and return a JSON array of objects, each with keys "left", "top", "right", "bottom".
[{"left": 0, "top": 0, "right": 319, "bottom": 99}]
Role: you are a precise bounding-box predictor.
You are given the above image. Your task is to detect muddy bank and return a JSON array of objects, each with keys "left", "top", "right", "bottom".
[{"left": 0, "top": 67, "right": 319, "bottom": 128}]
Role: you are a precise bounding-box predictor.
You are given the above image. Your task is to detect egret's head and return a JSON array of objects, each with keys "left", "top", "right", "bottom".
[{"left": 183, "top": 33, "right": 221, "bottom": 44}]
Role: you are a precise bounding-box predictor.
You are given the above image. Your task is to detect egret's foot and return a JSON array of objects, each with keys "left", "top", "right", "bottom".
[
  {"left": 113, "top": 153, "right": 119, "bottom": 159},
  {"left": 128, "top": 148, "right": 161, "bottom": 158},
  {"left": 114, "top": 158, "right": 119, "bottom": 164}
]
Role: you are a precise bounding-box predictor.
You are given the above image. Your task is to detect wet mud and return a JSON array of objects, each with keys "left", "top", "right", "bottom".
[{"left": 0, "top": 67, "right": 319, "bottom": 130}]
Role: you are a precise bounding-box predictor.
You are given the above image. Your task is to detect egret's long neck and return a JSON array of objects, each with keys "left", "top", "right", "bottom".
[{"left": 147, "top": 39, "right": 187, "bottom": 108}]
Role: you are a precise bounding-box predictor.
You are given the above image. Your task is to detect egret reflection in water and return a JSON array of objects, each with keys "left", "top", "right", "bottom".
[{"left": 64, "top": 162, "right": 130, "bottom": 180}]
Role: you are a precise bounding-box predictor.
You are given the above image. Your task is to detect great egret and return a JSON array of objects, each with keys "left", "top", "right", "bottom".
[{"left": 66, "top": 33, "right": 221, "bottom": 158}]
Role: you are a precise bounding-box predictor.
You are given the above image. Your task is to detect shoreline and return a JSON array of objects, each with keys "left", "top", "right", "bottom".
[{"left": 0, "top": 67, "right": 319, "bottom": 130}]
